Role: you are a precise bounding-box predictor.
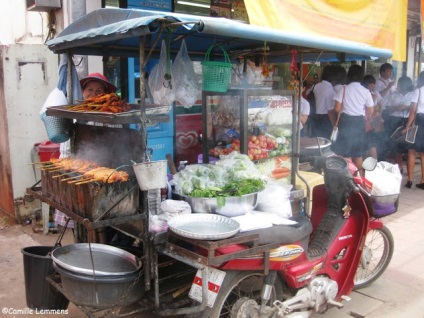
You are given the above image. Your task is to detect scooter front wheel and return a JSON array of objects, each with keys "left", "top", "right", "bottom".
[
  {"left": 196, "top": 270, "right": 284, "bottom": 318},
  {"left": 354, "top": 225, "right": 394, "bottom": 289}
]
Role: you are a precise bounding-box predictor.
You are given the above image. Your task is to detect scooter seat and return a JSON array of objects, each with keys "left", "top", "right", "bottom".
[{"left": 235, "top": 216, "right": 313, "bottom": 246}]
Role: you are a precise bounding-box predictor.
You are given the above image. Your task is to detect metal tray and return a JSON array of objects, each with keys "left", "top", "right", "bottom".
[
  {"left": 46, "top": 104, "right": 170, "bottom": 124},
  {"left": 51, "top": 243, "right": 142, "bottom": 276},
  {"left": 167, "top": 214, "right": 240, "bottom": 240}
]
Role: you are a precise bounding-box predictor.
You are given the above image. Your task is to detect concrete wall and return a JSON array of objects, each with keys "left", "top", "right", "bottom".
[
  {"left": 0, "top": 0, "right": 47, "bottom": 45},
  {"left": 3, "top": 44, "right": 59, "bottom": 194},
  {"left": 0, "top": 0, "right": 104, "bottom": 220},
  {"left": 0, "top": 0, "right": 55, "bottom": 220}
]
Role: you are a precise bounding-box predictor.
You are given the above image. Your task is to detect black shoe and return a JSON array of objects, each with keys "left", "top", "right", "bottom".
[
  {"left": 416, "top": 183, "right": 424, "bottom": 189},
  {"left": 405, "top": 181, "right": 413, "bottom": 188}
]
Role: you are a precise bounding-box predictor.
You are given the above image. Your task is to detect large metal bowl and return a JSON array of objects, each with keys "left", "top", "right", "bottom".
[
  {"left": 174, "top": 192, "right": 259, "bottom": 216},
  {"left": 53, "top": 262, "right": 144, "bottom": 309},
  {"left": 300, "top": 137, "right": 333, "bottom": 157},
  {"left": 51, "top": 243, "right": 141, "bottom": 276}
]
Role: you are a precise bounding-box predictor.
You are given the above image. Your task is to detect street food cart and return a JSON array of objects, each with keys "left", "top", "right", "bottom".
[{"left": 27, "top": 7, "right": 392, "bottom": 317}]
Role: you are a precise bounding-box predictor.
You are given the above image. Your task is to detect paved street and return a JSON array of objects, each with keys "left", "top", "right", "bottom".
[{"left": 1, "top": 160, "right": 424, "bottom": 318}]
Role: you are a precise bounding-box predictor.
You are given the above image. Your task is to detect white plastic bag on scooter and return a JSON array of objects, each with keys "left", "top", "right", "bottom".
[{"left": 364, "top": 161, "right": 401, "bottom": 196}]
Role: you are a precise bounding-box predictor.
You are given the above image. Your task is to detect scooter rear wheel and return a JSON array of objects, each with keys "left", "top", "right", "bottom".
[
  {"left": 354, "top": 225, "right": 394, "bottom": 289},
  {"left": 196, "top": 270, "right": 284, "bottom": 318}
]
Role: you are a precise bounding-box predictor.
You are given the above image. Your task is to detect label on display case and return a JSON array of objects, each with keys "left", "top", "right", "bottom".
[{"left": 248, "top": 95, "right": 293, "bottom": 127}]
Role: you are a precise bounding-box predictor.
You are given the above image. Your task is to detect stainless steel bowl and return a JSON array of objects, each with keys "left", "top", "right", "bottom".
[
  {"left": 300, "top": 137, "right": 333, "bottom": 157},
  {"left": 52, "top": 243, "right": 141, "bottom": 276},
  {"left": 174, "top": 192, "right": 259, "bottom": 216}
]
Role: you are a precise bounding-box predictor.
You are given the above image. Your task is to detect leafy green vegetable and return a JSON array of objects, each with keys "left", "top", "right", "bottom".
[
  {"left": 216, "top": 197, "right": 226, "bottom": 210},
  {"left": 188, "top": 178, "right": 264, "bottom": 198}
]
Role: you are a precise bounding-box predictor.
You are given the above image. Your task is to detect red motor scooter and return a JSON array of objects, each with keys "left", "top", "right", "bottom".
[{"left": 192, "top": 156, "right": 395, "bottom": 318}]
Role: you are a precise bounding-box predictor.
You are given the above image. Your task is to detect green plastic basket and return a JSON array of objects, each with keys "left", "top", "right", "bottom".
[{"left": 201, "top": 44, "right": 232, "bottom": 93}]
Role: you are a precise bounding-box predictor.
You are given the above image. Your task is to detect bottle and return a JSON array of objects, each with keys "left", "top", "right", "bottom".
[
  {"left": 178, "top": 160, "right": 188, "bottom": 172},
  {"left": 160, "top": 187, "right": 168, "bottom": 202},
  {"left": 147, "top": 189, "right": 161, "bottom": 215}
]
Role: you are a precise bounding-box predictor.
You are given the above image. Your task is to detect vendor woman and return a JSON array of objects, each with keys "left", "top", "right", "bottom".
[{"left": 53, "top": 73, "right": 117, "bottom": 230}]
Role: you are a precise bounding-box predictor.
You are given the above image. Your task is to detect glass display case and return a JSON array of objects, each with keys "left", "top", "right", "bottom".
[{"left": 201, "top": 88, "right": 295, "bottom": 185}]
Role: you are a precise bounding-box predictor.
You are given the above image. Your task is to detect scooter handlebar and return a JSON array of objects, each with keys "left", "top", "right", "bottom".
[{"left": 355, "top": 183, "right": 372, "bottom": 197}]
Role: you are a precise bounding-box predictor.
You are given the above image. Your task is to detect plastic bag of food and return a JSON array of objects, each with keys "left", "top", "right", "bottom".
[
  {"left": 161, "top": 199, "right": 192, "bottom": 219},
  {"left": 172, "top": 40, "right": 200, "bottom": 108},
  {"left": 149, "top": 215, "right": 168, "bottom": 233},
  {"left": 255, "top": 183, "right": 293, "bottom": 218},
  {"left": 148, "top": 40, "right": 175, "bottom": 105},
  {"left": 365, "top": 161, "right": 401, "bottom": 196},
  {"left": 215, "top": 152, "right": 263, "bottom": 181}
]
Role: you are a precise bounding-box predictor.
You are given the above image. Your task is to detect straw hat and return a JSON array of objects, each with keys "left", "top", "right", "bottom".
[{"left": 80, "top": 73, "right": 117, "bottom": 93}]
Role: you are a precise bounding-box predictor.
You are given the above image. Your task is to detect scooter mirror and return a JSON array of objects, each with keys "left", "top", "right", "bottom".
[{"left": 362, "top": 157, "right": 378, "bottom": 171}]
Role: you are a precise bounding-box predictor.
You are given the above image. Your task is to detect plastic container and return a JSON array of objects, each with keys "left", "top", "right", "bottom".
[
  {"left": 21, "top": 246, "right": 69, "bottom": 310},
  {"left": 35, "top": 141, "right": 60, "bottom": 162},
  {"left": 133, "top": 160, "right": 167, "bottom": 190},
  {"left": 197, "top": 154, "right": 219, "bottom": 164}
]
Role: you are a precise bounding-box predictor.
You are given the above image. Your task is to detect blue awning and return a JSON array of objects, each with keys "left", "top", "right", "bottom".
[{"left": 46, "top": 8, "right": 392, "bottom": 62}]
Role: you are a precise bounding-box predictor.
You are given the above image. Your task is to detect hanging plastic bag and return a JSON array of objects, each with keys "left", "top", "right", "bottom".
[
  {"left": 40, "top": 88, "right": 72, "bottom": 143},
  {"left": 231, "top": 61, "right": 255, "bottom": 88},
  {"left": 148, "top": 40, "right": 175, "bottom": 105},
  {"left": 172, "top": 40, "right": 200, "bottom": 108}
]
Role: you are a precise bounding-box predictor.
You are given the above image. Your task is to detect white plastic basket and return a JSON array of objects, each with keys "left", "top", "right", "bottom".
[{"left": 133, "top": 160, "right": 167, "bottom": 191}]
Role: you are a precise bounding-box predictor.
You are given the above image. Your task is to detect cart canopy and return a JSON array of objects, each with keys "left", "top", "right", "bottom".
[{"left": 46, "top": 8, "right": 392, "bottom": 62}]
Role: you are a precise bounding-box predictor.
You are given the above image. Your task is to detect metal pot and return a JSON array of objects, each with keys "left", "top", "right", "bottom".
[
  {"left": 51, "top": 243, "right": 141, "bottom": 276},
  {"left": 175, "top": 192, "right": 259, "bottom": 216},
  {"left": 53, "top": 262, "right": 144, "bottom": 308},
  {"left": 299, "top": 137, "right": 333, "bottom": 157},
  {"left": 51, "top": 244, "right": 144, "bottom": 308}
]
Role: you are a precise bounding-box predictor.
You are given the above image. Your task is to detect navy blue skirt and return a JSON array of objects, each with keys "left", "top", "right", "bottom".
[
  {"left": 411, "top": 114, "right": 424, "bottom": 152},
  {"left": 331, "top": 114, "right": 367, "bottom": 157}
]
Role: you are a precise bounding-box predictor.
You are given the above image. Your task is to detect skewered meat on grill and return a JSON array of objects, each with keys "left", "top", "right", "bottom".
[
  {"left": 83, "top": 168, "right": 129, "bottom": 183},
  {"left": 45, "top": 158, "right": 129, "bottom": 183},
  {"left": 49, "top": 158, "right": 98, "bottom": 171}
]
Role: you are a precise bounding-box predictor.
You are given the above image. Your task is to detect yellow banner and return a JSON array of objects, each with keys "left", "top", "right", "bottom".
[
  {"left": 422, "top": 0, "right": 424, "bottom": 39},
  {"left": 244, "top": 0, "right": 407, "bottom": 61}
]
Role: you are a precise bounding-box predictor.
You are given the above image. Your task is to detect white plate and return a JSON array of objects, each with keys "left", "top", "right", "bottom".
[{"left": 167, "top": 214, "right": 240, "bottom": 240}]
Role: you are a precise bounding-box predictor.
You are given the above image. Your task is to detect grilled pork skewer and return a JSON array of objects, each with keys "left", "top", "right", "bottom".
[
  {"left": 28, "top": 161, "right": 52, "bottom": 165},
  {"left": 67, "top": 177, "right": 94, "bottom": 184},
  {"left": 52, "top": 173, "right": 68, "bottom": 179},
  {"left": 75, "top": 178, "right": 99, "bottom": 185},
  {"left": 42, "top": 166, "right": 63, "bottom": 171},
  {"left": 61, "top": 175, "right": 84, "bottom": 182}
]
